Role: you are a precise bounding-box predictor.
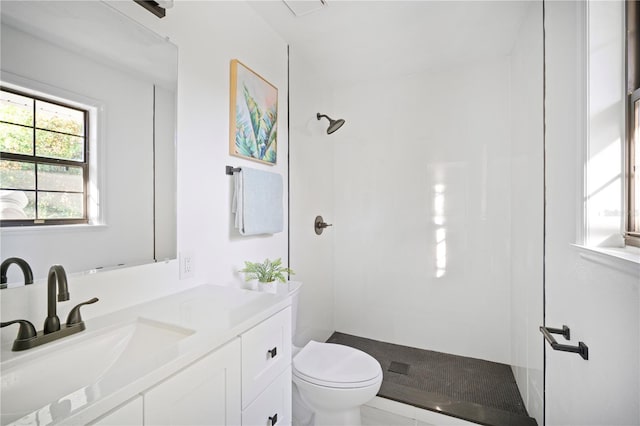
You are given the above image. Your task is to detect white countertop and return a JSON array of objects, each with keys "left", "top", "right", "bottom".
[{"left": 1, "top": 282, "right": 298, "bottom": 426}]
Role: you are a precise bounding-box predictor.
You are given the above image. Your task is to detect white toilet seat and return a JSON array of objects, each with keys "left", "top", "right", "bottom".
[{"left": 293, "top": 341, "right": 382, "bottom": 389}]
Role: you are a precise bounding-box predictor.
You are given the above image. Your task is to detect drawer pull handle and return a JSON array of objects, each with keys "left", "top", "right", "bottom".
[
  {"left": 268, "top": 413, "right": 278, "bottom": 425},
  {"left": 267, "top": 346, "right": 277, "bottom": 358}
]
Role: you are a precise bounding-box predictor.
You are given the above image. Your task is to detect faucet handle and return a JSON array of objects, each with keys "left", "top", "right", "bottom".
[
  {"left": 1, "top": 319, "right": 37, "bottom": 341},
  {"left": 66, "top": 297, "right": 99, "bottom": 326}
]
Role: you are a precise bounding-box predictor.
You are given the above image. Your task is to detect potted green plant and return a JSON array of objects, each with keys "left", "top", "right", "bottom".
[{"left": 239, "top": 258, "right": 294, "bottom": 293}]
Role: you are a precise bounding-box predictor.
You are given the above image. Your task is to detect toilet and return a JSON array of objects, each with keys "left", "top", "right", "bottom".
[{"left": 289, "top": 284, "right": 383, "bottom": 426}]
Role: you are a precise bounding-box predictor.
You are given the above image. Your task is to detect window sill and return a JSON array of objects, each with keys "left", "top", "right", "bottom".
[
  {"left": 571, "top": 244, "right": 640, "bottom": 277},
  {"left": 0, "top": 223, "right": 106, "bottom": 235}
]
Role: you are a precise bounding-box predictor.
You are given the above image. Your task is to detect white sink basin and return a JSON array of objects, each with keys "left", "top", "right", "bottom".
[{"left": 1, "top": 318, "right": 194, "bottom": 425}]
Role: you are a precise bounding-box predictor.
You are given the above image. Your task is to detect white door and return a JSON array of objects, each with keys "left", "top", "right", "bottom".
[{"left": 544, "top": 1, "right": 640, "bottom": 425}]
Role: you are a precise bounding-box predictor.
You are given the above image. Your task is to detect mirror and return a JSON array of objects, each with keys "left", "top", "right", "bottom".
[{"left": 0, "top": 1, "right": 177, "bottom": 282}]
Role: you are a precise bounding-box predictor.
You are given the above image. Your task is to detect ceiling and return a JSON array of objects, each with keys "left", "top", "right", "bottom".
[
  {"left": 248, "top": 0, "right": 532, "bottom": 86},
  {"left": 1, "top": 1, "right": 177, "bottom": 88}
]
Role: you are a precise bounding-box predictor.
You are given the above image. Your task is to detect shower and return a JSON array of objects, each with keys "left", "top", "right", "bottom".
[
  {"left": 288, "top": 2, "right": 545, "bottom": 425},
  {"left": 317, "top": 112, "right": 345, "bottom": 134}
]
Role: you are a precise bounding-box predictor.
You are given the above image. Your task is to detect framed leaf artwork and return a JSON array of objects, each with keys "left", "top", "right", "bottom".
[{"left": 229, "top": 59, "right": 278, "bottom": 165}]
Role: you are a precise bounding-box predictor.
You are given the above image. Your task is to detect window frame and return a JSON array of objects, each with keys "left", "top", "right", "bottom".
[
  {"left": 627, "top": 0, "right": 640, "bottom": 247},
  {"left": 0, "top": 86, "right": 90, "bottom": 226}
]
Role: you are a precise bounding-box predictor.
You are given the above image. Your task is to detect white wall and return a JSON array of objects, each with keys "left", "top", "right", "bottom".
[
  {"left": 509, "top": 2, "right": 544, "bottom": 425},
  {"left": 289, "top": 51, "right": 336, "bottom": 346},
  {"left": 331, "top": 57, "right": 514, "bottom": 364},
  {"left": 545, "top": 1, "right": 640, "bottom": 424},
  {"left": 97, "top": 1, "right": 290, "bottom": 288}
]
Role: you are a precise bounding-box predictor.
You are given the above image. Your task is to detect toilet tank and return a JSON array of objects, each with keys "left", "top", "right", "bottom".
[{"left": 287, "top": 281, "right": 302, "bottom": 348}]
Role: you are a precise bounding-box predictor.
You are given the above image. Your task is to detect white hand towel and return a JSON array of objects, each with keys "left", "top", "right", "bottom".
[{"left": 232, "top": 167, "right": 283, "bottom": 235}]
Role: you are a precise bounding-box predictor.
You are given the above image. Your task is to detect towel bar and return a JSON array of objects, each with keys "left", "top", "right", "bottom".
[{"left": 226, "top": 166, "right": 241, "bottom": 175}]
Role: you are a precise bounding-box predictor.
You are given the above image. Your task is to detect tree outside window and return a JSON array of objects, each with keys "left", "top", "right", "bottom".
[{"left": 0, "top": 88, "right": 88, "bottom": 225}]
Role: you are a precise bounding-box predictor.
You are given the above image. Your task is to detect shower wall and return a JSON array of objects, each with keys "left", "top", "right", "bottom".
[
  {"left": 508, "top": 2, "right": 544, "bottom": 425},
  {"left": 288, "top": 3, "right": 544, "bottom": 422},
  {"left": 331, "top": 57, "right": 514, "bottom": 364},
  {"left": 289, "top": 52, "right": 336, "bottom": 347}
]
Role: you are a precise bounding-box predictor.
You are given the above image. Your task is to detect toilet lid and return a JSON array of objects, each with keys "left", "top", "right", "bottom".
[{"left": 292, "top": 341, "right": 382, "bottom": 388}]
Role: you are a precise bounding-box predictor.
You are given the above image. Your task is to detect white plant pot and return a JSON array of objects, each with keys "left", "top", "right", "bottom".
[
  {"left": 245, "top": 279, "right": 259, "bottom": 291},
  {"left": 258, "top": 280, "right": 278, "bottom": 294}
]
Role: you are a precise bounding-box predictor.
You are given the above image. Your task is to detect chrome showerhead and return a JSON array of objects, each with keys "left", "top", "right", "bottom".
[{"left": 317, "top": 113, "right": 345, "bottom": 134}]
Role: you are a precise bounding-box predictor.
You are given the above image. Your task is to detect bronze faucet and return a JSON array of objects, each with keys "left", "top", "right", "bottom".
[
  {"left": 44, "top": 265, "right": 70, "bottom": 334},
  {"left": 1, "top": 265, "right": 98, "bottom": 351},
  {"left": 0, "top": 257, "right": 33, "bottom": 289}
]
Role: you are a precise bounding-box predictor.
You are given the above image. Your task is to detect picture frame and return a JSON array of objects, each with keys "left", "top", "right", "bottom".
[{"left": 229, "top": 59, "right": 278, "bottom": 165}]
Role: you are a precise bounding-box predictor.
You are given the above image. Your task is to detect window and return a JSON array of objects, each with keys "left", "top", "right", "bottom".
[
  {"left": 0, "top": 87, "right": 89, "bottom": 226},
  {"left": 628, "top": 1, "right": 640, "bottom": 246}
]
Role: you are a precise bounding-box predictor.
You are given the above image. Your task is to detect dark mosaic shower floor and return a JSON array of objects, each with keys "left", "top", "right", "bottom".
[{"left": 326, "top": 332, "right": 537, "bottom": 426}]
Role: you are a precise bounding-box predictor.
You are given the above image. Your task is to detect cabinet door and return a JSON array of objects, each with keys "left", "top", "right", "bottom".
[
  {"left": 144, "top": 338, "right": 241, "bottom": 425},
  {"left": 242, "top": 369, "right": 291, "bottom": 426},
  {"left": 242, "top": 307, "right": 291, "bottom": 407},
  {"left": 90, "top": 396, "right": 143, "bottom": 426}
]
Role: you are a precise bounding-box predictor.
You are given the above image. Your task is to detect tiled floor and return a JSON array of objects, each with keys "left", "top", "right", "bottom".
[{"left": 327, "top": 332, "right": 537, "bottom": 426}]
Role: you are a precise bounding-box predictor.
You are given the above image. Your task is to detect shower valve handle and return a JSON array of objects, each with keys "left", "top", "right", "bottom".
[{"left": 314, "top": 215, "right": 332, "bottom": 235}]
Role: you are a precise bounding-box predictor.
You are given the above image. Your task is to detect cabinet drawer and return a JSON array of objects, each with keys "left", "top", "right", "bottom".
[
  {"left": 242, "top": 368, "right": 291, "bottom": 426},
  {"left": 241, "top": 307, "right": 291, "bottom": 407}
]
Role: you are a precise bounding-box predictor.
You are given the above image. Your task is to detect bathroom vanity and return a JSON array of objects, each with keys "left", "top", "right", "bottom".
[{"left": 0, "top": 282, "right": 296, "bottom": 426}]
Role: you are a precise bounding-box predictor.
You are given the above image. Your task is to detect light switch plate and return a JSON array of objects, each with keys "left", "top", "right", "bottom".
[{"left": 179, "top": 251, "right": 195, "bottom": 280}]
